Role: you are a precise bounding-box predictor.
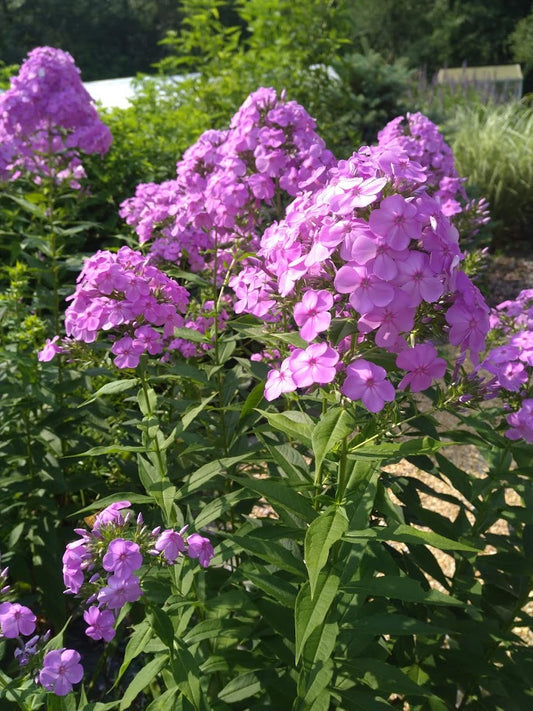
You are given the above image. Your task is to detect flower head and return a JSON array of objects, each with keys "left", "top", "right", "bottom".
[
  {"left": 39, "top": 648, "right": 83, "bottom": 696},
  {"left": 187, "top": 534, "right": 215, "bottom": 568},
  {"left": 0, "top": 602, "right": 36, "bottom": 638},
  {"left": 83, "top": 606, "right": 116, "bottom": 642},
  {"left": 154, "top": 529, "right": 186, "bottom": 563},
  {"left": 102, "top": 538, "right": 143, "bottom": 579},
  {"left": 342, "top": 359, "right": 395, "bottom": 412}
]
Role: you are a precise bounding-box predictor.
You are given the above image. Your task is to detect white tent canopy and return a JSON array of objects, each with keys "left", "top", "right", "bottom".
[{"left": 82, "top": 76, "right": 137, "bottom": 109}]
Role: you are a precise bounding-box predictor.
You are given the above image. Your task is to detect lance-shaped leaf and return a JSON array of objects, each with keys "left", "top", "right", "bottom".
[
  {"left": 304, "top": 505, "right": 348, "bottom": 597},
  {"left": 311, "top": 406, "right": 354, "bottom": 477},
  {"left": 295, "top": 572, "right": 340, "bottom": 663},
  {"left": 256, "top": 409, "right": 314, "bottom": 446}
]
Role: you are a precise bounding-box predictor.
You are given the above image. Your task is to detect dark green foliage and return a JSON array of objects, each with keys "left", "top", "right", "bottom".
[
  {"left": 0, "top": 0, "right": 184, "bottom": 80},
  {"left": 346, "top": 0, "right": 531, "bottom": 77}
]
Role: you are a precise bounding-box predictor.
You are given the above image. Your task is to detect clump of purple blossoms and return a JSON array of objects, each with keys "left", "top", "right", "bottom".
[
  {"left": 119, "top": 87, "right": 335, "bottom": 275},
  {"left": 0, "top": 46, "right": 112, "bottom": 187},
  {"left": 38, "top": 246, "right": 199, "bottom": 366},
  {"left": 377, "top": 112, "right": 490, "bottom": 241},
  {"left": 477, "top": 289, "right": 533, "bottom": 443},
  {"left": 0, "top": 558, "right": 81, "bottom": 696},
  {"left": 230, "top": 126, "right": 490, "bottom": 411},
  {"left": 62, "top": 500, "right": 214, "bottom": 644}
]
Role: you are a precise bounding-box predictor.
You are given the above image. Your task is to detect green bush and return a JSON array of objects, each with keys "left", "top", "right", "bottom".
[{"left": 445, "top": 102, "right": 533, "bottom": 247}]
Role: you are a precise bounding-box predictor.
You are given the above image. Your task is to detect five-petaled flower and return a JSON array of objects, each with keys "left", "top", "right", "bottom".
[{"left": 39, "top": 648, "right": 84, "bottom": 696}]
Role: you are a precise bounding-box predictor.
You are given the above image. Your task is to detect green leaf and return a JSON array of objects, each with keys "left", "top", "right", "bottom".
[
  {"left": 184, "top": 618, "right": 254, "bottom": 646},
  {"left": 114, "top": 621, "right": 153, "bottom": 689},
  {"left": 137, "top": 453, "right": 159, "bottom": 491},
  {"left": 46, "top": 693, "right": 76, "bottom": 711},
  {"left": 266, "top": 442, "right": 312, "bottom": 483},
  {"left": 145, "top": 688, "right": 180, "bottom": 711},
  {"left": 194, "top": 489, "right": 254, "bottom": 529},
  {"left": 119, "top": 655, "right": 168, "bottom": 710},
  {"left": 230, "top": 534, "right": 307, "bottom": 577},
  {"left": 311, "top": 406, "right": 354, "bottom": 475},
  {"left": 181, "top": 394, "right": 216, "bottom": 431},
  {"left": 171, "top": 641, "right": 206, "bottom": 710},
  {"left": 345, "top": 613, "right": 447, "bottom": 636},
  {"left": 343, "top": 523, "right": 480, "bottom": 552},
  {"left": 238, "top": 565, "right": 297, "bottom": 608},
  {"left": 138, "top": 386, "right": 157, "bottom": 417},
  {"left": 344, "top": 576, "right": 465, "bottom": 606},
  {"left": 256, "top": 409, "right": 314, "bottom": 446},
  {"left": 233, "top": 475, "right": 317, "bottom": 523},
  {"left": 149, "top": 607, "right": 175, "bottom": 650},
  {"left": 148, "top": 481, "right": 177, "bottom": 524},
  {"left": 218, "top": 672, "right": 262, "bottom": 703},
  {"left": 295, "top": 572, "right": 340, "bottom": 663},
  {"left": 239, "top": 380, "right": 266, "bottom": 421},
  {"left": 80, "top": 378, "right": 138, "bottom": 406},
  {"left": 305, "top": 505, "right": 348, "bottom": 597},
  {"left": 296, "top": 659, "right": 333, "bottom": 710},
  {"left": 349, "top": 436, "right": 445, "bottom": 459},
  {"left": 173, "top": 326, "right": 208, "bottom": 343},
  {"left": 7, "top": 193, "right": 47, "bottom": 218},
  {"left": 176, "top": 453, "right": 257, "bottom": 498},
  {"left": 72, "top": 444, "right": 147, "bottom": 457},
  {"left": 346, "top": 658, "right": 433, "bottom": 697}
]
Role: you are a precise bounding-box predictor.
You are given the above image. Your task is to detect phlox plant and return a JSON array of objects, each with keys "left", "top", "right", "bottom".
[
  {"left": 0, "top": 46, "right": 111, "bottom": 187},
  {"left": 2, "top": 75, "right": 533, "bottom": 710},
  {"left": 0, "top": 46, "right": 122, "bottom": 654}
]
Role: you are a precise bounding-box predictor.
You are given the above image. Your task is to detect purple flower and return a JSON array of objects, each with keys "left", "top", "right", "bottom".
[
  {"left": 187, "top": 534, "right": 215, "bottom": 568},
  {"left": 334, "top": 264, "right": 394, "bottom": 314},
  {"left": 62, "top": 538, "right": 90, "bottom": 594},
  {"left": 369, "top": 194, "right": 421, "bottom": 250},
  {"left": 264, "top": 359, "right": 297, "bottom": 401},
  {"left": 92, "top": 501, "right": 131, "bottom": 531},
  {"left": 37, "top": 336, "right": 65, "bottom": 362},
  {"left": 102, "top": 539, "right": 143, "bottom": 578},
  {"left": 39, "top": 648, "right": 84, "bottom": 696},
  {"left": 0, "top": 602, "right": 36, "bottom": 638},
  {"left": 342, "top": 359, "right": 395, "bottom": 412},
  {"left": 293, "top": 290, "right": 333, "bottom": 342},
  {"left": 288, "top": 343, "right": 339, "bottom": 388},
  {"left": 97, "top": 574, "right": 142, "bottom": 610},
  {"left": 83, "top": 606, "right": 116, "bottom": 642},
  {"left": 14, "top": 633, "right": 40, "bottom": 667},
  {"left": 154, "top": 530, "right": 186, "bottom": 563},
  {"left": 396, "top": 343, "right": 447, "bottom": 392},
  {"left": 505, "top": 399, "right": 533, "bottom": 444},
  {"left": 111, "top": 336, "right": 146, "bottom": 369}
]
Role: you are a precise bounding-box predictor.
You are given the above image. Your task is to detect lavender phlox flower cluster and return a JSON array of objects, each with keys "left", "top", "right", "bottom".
[
  {"left": 119, "top": 87, "right": 335, "bottom": 272},
  {"left": 229, "top": 119, "right": 491, "bottom": 411},
  {"left": 0, "top": 560, "right": 81, "bottom": 695},
  {"left": 0, "top": 46, "right": 112, "bottom": 187},
  {"left": 39, "top": 246, "right": 193, "bottom": 367},
  {"left": 476, "top": 289, "right": 533, "bottom": 443},
  {"left": 63, "top": 500, "right": 214, "bottom": 644},
  {"left": 377, "top": 112, "right": 489, "bottom": 238}
]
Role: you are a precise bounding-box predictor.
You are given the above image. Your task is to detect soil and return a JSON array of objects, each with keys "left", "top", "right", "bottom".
[{"left": 480, "top": 243, "right": 533, "bottom": 306}]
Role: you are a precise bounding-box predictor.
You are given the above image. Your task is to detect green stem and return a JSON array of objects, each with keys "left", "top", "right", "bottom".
[
  {"left": 139, "top": 365, "right": 167, "bottom": 481},
  {"left": 336, "top": 435, "right": 348, "bottom": 504},
  {"left": 212, "top": 229, "right": 230, "bottom": 457}
]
